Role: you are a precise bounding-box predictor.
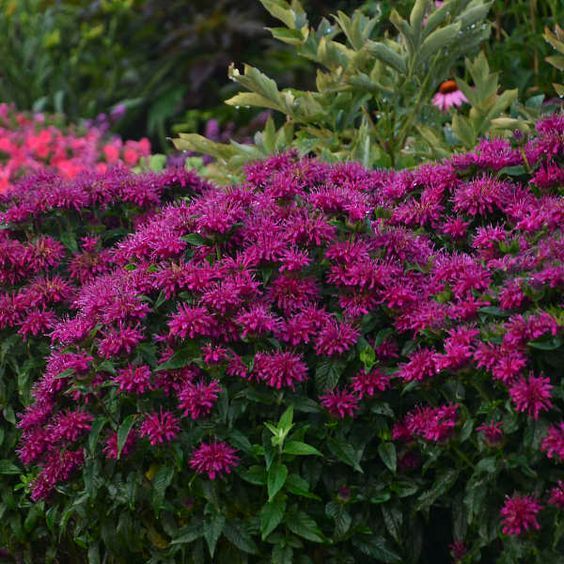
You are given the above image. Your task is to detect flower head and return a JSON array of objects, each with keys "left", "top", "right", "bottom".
[
  {"left": 189, "top": 440, "right": 239, "bottom": 480},
  {"left": 432, "top": 80, "right": 468, "bottom": 112},
  {"left": 500, "top": 494, "right": 542, "bottom": 536}
]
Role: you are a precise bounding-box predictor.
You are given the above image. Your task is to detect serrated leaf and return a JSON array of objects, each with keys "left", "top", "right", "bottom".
[
  {"left": 0, "top": 460, "right": 20, "bottom": 474},
  {"left": 117, "top": 415, "right": 137, "bottom": 459},
  {"left": 182, "top": 233, "right": 207, "bottom": 246},
  {"left": 283, "top": 441, "right": 322, "bottom": 456},
  {"left": 223, "top": 521, "right": 258, "bottom": 554},
  {"left": 152, "top": 464, "right": 175, "bottom": 512},
  {"left": 378, "top": 442, "right": 397, "bottom": 473},
  {"left": 260, "top": 498, "right": 286, "bottom": 540},
  {"left": 367, "top": 41, "right": 406, "bottom": 74},
  {"left": 268, "top": 462, "right": 288, "bottom": 501},
  {"left": 415, "top": 469, "right": 459, "bottom": 512},
  {"left": 327, "top": 436, "right": 363, "bottom": 473},
  {"left": 286, "top": 510, "right": 324, "bottom": 543},
  {"left": 171, "top": 520, "right": 203, "bottom": 545},
  {"left": 88, "top": 417, "right": 107, "bottom": 455},
  {"left": 156, "top": 342, "right": 200, "bottom": 371},
  {"left": 315, "top": 359, "right": 345, "bottom": 391},
  {"left": 204, "top": 514, "right": 225, "bottom": 558},
  {"left": 240, "top": 465, "right": 267, "bottom": 485}
]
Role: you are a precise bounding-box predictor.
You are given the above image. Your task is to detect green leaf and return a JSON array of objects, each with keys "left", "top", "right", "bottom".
[
  {"left": 223, "top": 521, "right": 258, "bottom": 554},
  {"left": 366, "top": 41, "right": 406, "bottom": 74},
  {"left": 419, "top": 22, "right": 461, "bottom": 62},
  {"left": 152, "top": 464, "right": 175, "bottom": 512},
  {"left": 0, "top": 460, "right": 20, "bottom": 474},
  {"left": 260, "top": 498, "right": 286, "bottom": 540},
  {"left": 283, "top": 441, "right": 323, "bottom": 456},
  {"left": 378, "top": 442, "right": 397, "bottom": 473},
  {"left": 240, "top": 465, "right": 267, "bottom": 486},
  {"left": 381, "top": 505, "right": 402, "bottom": 543},
  {"left": 171, "top": 520, "right": 203, "bottom": 545},
  {"left": 278, "top": 405, "right": 294, "bottom": 432},
  {"left": 268, "top": 462, "right": 288, "bottom": 501},
  {"left": 359, "top": 342, "right": 376, "bottom": 370},
  {"left": 527, "top": 336, "right": 562, "bottom": 351},
  {"left": 156, "top": 342, "right": 200, "bottom": 371},
  {"left": 286, "top": 510, "right": 324, "bottom": 543},
  {"left": 117, "top": 415, "right": 137, "bottom": 459},
  {"left": 88, "top": 417, "right": 107, "bottom": 455},
  {"left": 327, "top": 436, "right": 363, "bottom": 473},
  {"left": 204, "top": 515, "right": 225, "bottom": 558},
  {"left": 182, "top": 233, "right": 207, "bottom": 246},
  {"left": 315, "top": 359, "right": 345, "bottom": 391},
  {"left": 415, "top": 469, "right": 459, "bottom": 512},
  {"left": 286, "top": 474, "right": 320, "bottom": 500},
  {"left": 272, "top": 545, "right": 293, "bottom": 564}
]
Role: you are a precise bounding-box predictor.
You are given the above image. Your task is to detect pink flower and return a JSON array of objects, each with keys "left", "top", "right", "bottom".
[
  {"left": 351, "top": 369, "right": 390, "bottom": 398},
  {"left": 48, "top": 409, "right": 93, "bottom": 443},
  {"left": 432, "top": 80, "right": 468, "bottom": 112},
  {"left": 315, "top": 319, "right": 359, "bottom": 356},
  {"left": 253, "top": 351, "right": 308, "bottom": 390},
  {"left": 500, "top": 494, "right": 542, "bottom": 536},
  {"left": 320, "top": 388, "right": 359, "bottom": 419},
  {"left": 540, "top": 423, "right": 564, "bottom": 461},
  {"left": 449, "top": 540, "right": 467, "bottom": 562},
  {"left": 547, "top": 481, "right": 564, "bottom": 509},
  {"left": 139, "top": 410, "right": 180, "bottom": 445},
  {"left": 103, "top": 430, "right": 136, "bottom": 459},
  {"left": 399, "top": 349, "right": 439, "bottom": 382},
  {"left": 114, "top": 364, "right": 153, "bottom": 394},
  {"left": 508, "top": 375, "right": 553, "bottom": 419},
  {"left": 404, "top": 404, "right": 459, "bottom": 442},
  {"left": 168, "top": 304, "right": 215, "bottom": 339},
  {"left": 477, "top": 421, "right": 504, "bottom": 446},
  {"left": 97, "top": 323, "right": 144, "bottom": 358},
  {"left": 189, "top": 440, "right": 239, "bottom": 479},
  {"left": 178, "top": 380, "right": 221, "bottom": 419}
]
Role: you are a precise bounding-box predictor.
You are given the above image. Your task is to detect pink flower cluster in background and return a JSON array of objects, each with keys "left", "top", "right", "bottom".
[{"left": 0, "top": 103, "right": 150, "bottom": 194}]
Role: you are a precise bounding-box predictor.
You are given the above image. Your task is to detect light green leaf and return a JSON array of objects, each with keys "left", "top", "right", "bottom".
[
  {"left": 283, "top": 441, "right": 323, "bottom": 456},
  {"left": 260, "top": 498, "right": 286, "bottom": 539},
  {"left": 378, "top": 442, "right": 397, "bottom": 473},
  {"left": 268, "top": 462, "right": 288, "bottom": 501},
  {"left": 117, "top": 415, "right": 137, "bottom": 459}
]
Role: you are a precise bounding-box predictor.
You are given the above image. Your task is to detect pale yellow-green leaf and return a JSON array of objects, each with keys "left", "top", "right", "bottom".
[
  {"left": 483, "top": 88, "right": 518, "bottom": 125},
  {"left": 457, "top": 1, "right": 493, "bottom": 30},
  {"left": 172, "top": 134, "right": 238, "bottom": 161},
  {"left": 544, "top": 25, "right": 564, "bottom": 55},
  {"left": 225, "top": 92, "right": 281, "bottom": 112},
  {"left": 268, "top": 26, "right": 307, "bottom": 46},
  {"left": 409, "top": 0, "right": 428, "bottom": 32},
  {"left": 228, "top": 64, "right": 284, "bottom": 111},
  {"left": 451, "top": 114, "right": 476, "bottom": 148},
  {"left": 545, "top": 55, "right": 564, "bottom": 71},
  {"left": 419, "top": 22, "right": 461, "bottom": 64},
  {"left": 366, "top": 41, "right": 406, "bottom": 74},
  {"left": 259, "top": 0, "right": 297, "bottom": 29}
]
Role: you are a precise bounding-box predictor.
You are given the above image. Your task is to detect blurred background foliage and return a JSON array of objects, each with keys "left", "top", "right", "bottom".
[{"left": 0, "top": 0, "right": 560, "bottom": 151}]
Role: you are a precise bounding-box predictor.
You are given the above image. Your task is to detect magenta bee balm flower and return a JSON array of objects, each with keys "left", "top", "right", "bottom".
[
  {"left": 500, "top": 494, "right": 542, "bottom": 536},
  {"left": 189, "top": 441, "right": 239, "bottom": 480}
]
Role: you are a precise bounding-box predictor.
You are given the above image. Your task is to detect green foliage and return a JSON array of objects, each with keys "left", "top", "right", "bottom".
[
  {"left": 175, "top": 0, "right": 540, "bottom": 181},
  {"left": 544, "top": 25, "right": 564, "bottom": 97}
]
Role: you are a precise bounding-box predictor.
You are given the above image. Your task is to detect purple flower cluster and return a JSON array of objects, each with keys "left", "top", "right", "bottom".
[{"left": 7, "top": 117, "right": 562, "bottom": 548}]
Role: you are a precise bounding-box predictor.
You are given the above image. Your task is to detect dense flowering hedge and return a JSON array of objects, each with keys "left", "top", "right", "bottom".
[
  {"left": 0, "top": 104, "right": 151, "bottom": 194},
  {"left": 2, "top": 116, "right": 563, "bottom": 562},
  {"left": 0, "top": 166, "right": 209, "bottom": 557}
]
